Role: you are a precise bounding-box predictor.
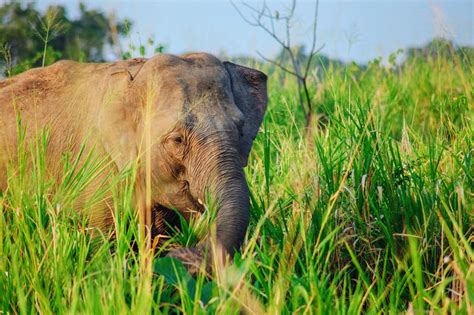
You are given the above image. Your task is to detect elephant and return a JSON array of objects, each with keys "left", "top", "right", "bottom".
[{"left": 0, "top": 53, "right": 268, "bottom": 270}]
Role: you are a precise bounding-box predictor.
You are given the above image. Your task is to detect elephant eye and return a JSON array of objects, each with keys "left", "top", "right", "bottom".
[
  {"left": 173, "top": 135, "right": 183, "bottom": 144},
  {"left": 168, "top": 133, "right": 185, "bottom": 146}
]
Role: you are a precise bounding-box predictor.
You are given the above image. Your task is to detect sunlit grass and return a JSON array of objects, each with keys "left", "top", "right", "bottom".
[{"left": 0, "top": 51, "right": 472, "bottom": 313}]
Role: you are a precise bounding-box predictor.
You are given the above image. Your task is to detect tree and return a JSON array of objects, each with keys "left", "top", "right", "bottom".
[
  {"left": 232, "top": 0, "right": 324, "bottom": 130},
  {"left": 0, "top": 1, "right": 131, "bottom": 75}
]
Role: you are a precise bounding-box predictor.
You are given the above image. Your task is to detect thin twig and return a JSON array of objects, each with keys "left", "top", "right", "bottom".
[
  {"left": 256, "top": 51, "right": 300, "bottom": 78},
  {"left": 304, "top": 43, "right": 326, "bottom": 79},
  {"left": 304, "top": 0, "right": 321, "bottom": 78}
]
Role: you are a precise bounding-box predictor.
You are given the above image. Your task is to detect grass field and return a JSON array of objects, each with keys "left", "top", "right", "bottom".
[{"left": 0, "top": 49, "right": 472, "bottom": 314}]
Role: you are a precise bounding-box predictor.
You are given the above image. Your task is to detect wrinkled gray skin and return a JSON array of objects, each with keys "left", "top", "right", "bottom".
[{"left": 0, "top": 53, "right": 268, "bottom": 268}]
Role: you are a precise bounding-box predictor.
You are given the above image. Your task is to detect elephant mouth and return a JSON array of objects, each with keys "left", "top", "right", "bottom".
[
  {"left": 151, "top": 203, "right": 182, "bottom": 238},
  {"left": 151, "top": 199, "right": 205, "bottom": 237}
]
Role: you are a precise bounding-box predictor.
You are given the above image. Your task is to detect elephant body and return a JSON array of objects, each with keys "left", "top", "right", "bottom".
[{"left": 0, "top": 53, "right": 268, "bottom": 267}]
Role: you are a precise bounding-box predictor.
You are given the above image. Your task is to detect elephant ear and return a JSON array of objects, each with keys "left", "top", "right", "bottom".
[{"left": 223, "top": 61, "right": 268, "bottom": 166}]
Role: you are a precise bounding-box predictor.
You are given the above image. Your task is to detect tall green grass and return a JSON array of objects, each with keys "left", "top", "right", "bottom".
[{"left": 0, "top": 51, "right": 472, "bottom": 313}]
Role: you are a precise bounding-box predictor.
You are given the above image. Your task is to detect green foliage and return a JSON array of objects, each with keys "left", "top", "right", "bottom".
[
  {"left": 153, "top": 258, "right": 215, "bottom": 306},
  {"left": 0, "top": 1, "right": 130, "bottom": 75},
  {"left": 0, "top": 44, "right": 473, "bottom": 313},
  {"left": 121, "top": 34, "right": 166, "bottom": 60}
]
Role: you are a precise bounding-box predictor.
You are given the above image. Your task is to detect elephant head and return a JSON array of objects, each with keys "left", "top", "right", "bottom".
[{"left": 101, "top": 53, "right": 267, "bottom": 266}]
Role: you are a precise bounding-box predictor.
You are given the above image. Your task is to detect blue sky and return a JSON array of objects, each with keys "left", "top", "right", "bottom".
[{"left": 35, "top": 0, "right": 473, "bottom": 63}]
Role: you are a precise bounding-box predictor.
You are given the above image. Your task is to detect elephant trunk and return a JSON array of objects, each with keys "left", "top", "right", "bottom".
[
  {"left": 189, "top": 138, "right": 250, "bottom": 256},
  {"left": 212, "top": 165, "right": 249, "bottom": 255}
]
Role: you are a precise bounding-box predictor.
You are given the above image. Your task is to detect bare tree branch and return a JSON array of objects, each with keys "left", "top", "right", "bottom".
[
  {"left": 231, "top": 1, "right": 259, "bottom": 26},
  {"left": 241, "top": 2, "right": 271, "bottom": 19},
  {"left": 256, "top": 51, "right": 300, "bottom": 78},
  {"left": 233, "top": 1, "right": 289, "bottom": 49},
  {"left": 304, "top": 0, "right": 321, "bottom": 78},
  {"left": 304, "top": 43, "right": 325, "bottom": 79},
  {"left": 232, "top": 0, "right": 322, "bottom": 130}
]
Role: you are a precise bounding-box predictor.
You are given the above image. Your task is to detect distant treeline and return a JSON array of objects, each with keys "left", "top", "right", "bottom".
[
  {"left": 1, "top": 1, "right": 472, "bottom": 77},
  {"left": 223, "top": 38, "right": 473, "bottom": 76},
  {"left": 0, "top": 1, "right": 130, "bottom": 75}
]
